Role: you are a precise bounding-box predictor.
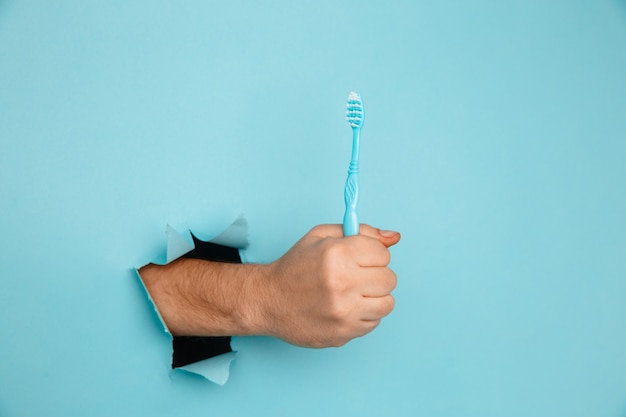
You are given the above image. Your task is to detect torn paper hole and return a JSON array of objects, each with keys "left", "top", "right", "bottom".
[{"left": 136, "top": 215, "right": 249, "bottom": 385}]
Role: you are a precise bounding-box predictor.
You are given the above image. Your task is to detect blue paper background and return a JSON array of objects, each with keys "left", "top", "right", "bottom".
[{"left": 1, "top": 1, "right": 626, "bottom": 416}]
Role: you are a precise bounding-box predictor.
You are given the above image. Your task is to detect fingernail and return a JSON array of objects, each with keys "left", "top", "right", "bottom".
[{"left": 380, "top": 230, "right": 398, "bottom": 237}]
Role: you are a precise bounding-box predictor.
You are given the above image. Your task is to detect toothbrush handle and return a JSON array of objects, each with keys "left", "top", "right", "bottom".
[{"left": 343, "top": 163, "right": 360, "bottom": 236}]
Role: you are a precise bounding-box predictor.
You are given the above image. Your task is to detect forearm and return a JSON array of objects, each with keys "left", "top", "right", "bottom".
[{"left": 139, "top": 258, "right": 272, "bottom": 337}]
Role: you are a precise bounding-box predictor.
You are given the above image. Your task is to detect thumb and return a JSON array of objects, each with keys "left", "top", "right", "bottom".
[
  {"left": 358, "top": 224, "right": 401, "bottom": 248},
  {"left": 307, "top": 224, "right": 401, "bottom": 247}
]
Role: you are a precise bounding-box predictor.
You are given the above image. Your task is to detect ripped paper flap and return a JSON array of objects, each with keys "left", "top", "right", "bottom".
[
  {"left": 166, "top": 225, "right": 194, "bottom": 263},
  {"left": 209, "top": 215, "right": 249, "bottom": 249},
  {"left": 178, "top": 351, "right": 237, "bottom": 386}
]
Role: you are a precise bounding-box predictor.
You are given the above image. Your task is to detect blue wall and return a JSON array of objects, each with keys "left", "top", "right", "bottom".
[{"left": 1, "top": 1, "right": 626, "bottom": 416}]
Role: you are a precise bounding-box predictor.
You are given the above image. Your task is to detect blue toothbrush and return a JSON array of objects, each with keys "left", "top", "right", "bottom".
[{"left": 343, "top": 91, "right": 364, "bottom": 236}]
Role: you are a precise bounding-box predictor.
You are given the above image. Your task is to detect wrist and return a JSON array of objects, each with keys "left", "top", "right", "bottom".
[{"left": 232, "top": 263, "right": 276, "bottom": 337}]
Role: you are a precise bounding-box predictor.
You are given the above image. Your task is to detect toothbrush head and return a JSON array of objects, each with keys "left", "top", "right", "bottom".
[{"left": 346, "top": 91, "right": 364, "bottom": 128}]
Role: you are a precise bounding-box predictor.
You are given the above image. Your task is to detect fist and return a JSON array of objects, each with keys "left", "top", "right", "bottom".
[{"left": 259, "top": 224, "right": 401, "bottom": 348}]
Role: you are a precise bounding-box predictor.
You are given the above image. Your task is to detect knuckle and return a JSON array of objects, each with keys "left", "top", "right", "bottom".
[
  {"left": 328, "top": 298, "right": 351, "bottom": 321},
  {"left": 355, "top": 320, "right": 379, "bottom": 338},
  {"left": 367, "top": 320, "right": 381, "bottom": 333},
  {"left": 381, "top": 248, "right": 391, "bottom": 266},
  {"left": 320, "top": 266, "right": 348, "bottom": 296},
  {"left": 359, "top": 223, "right": 378, "bottom": 237},
  {"left": 382, "top": 295, "right": 395, "bottom": 316},
  {"left": 319, "top": 242, "right": 352, "bottom": 293},
  {"left": 386, "top": 269, "right": 398, "bottom": 292},
  {"left": 309, "top": 224, "right": 328, "bottom": 235},
  {"left": 321, "top": 238, "right": 350, "bottom": 261}
]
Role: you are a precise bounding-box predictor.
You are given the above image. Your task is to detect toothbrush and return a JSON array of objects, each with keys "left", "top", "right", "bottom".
[{"left": 343, "top": 91, "right": 364, "bottom": 236}]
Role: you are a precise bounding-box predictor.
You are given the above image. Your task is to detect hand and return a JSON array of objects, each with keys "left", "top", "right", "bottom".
[{"left": 256, "top": 224, "right": 401, "bottom": 348}]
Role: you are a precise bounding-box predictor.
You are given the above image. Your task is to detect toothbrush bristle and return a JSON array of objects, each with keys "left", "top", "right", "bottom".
[{"left": 346, "top": 91, "right": 364, "bottom": 128}]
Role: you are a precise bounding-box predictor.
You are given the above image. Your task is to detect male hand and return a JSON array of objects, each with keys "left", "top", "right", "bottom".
[{"left": 257, "top": 224, "right": 401, "bottom": 347}]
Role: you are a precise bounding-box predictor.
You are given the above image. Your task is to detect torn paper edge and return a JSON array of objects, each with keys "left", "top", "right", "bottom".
[
  {"left": 135, "top": 214, "right": 249, "bottom": 385},
  {"left": 177, "top": 351, "right": 238, "bottom": 385},
  {"left": 166, "top": 224, "right": 194, "bottom": 263},
  {"left": 209, "top": 215, "right": 249, "bottom": 249}
]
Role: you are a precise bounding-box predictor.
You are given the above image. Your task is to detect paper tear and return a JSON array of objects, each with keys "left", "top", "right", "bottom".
[
  {"left": 209, "top": 215, "right": 249, "bottom": 249},
  {"left": 177, "top": 351, "right": 237, "bottom": 385},
  {"left": 166, "top": 225, "right": 194, "bottom": 263},
  {"left": 137, "top": 216, "right": 249, "bottom": 385},
  {"left": 134, "top": 268, "right": 170, "bottom": 336}
]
